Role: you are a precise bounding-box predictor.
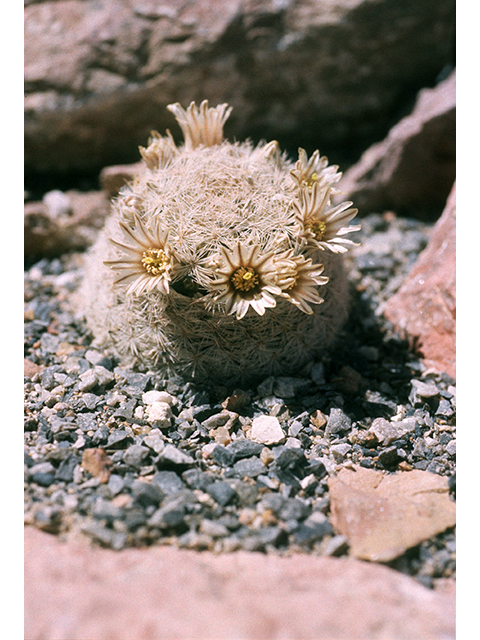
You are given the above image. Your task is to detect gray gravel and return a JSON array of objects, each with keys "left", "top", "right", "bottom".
[{"left": 24, "top": 212, "right": 455, "bottom": 588}]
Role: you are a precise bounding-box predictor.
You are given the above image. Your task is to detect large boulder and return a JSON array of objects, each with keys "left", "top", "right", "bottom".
[{"left": 25, "top": 0, "right": 455, "bottom": 177}]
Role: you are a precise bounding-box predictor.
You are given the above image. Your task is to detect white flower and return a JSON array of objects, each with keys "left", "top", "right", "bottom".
[
  {"left": 293, "top": 181, "right": 360, "bottom": 253},
  {"left": 139, "top": 130, "right": 177, "bottom": 170},
  {"left": 290, "top": 148, "right": 342, "bottom": 191},
  {"left": 209, "top": 243, "right": 285, "bottom": 319},
  {"left": 276, "top": 250, "right": 329, "bottom": 314},
  {"left": 104, "top": 213, "right": 174, "bottom": 296},
  {"left": 116, "top": 187, "right": 144, "bottom": 225},
  {"left": 167, "top": 100, "right": 233, "bottom": 150}
]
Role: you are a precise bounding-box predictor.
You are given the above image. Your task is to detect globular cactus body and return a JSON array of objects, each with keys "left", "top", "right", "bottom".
[{"left": 79, "top": 101, "right": 359, "bottom": 383}]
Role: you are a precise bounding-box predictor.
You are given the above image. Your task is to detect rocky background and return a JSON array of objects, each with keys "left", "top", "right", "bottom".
[
  {"left": 24, "top": 1, "right": 456, "bottom": 639},
  {"left": 25, "top": 0, "right": 455, "bottom": 209}
]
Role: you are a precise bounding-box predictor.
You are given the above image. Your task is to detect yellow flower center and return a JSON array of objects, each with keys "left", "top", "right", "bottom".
[
  {"left": 230, "top": 266, "right": 260, "bottom": 292},
  {"left": 141, "top": 248, "right": 169, "bottom": 276},
  {"left": 285, "top": 274, "right": 298, "bottom": 291},
  {"left": 307, "top": 219, "right": 327, "bottom": 241},
  {"left": 303, "top": 172, "right": 318, "bottom": 189}
]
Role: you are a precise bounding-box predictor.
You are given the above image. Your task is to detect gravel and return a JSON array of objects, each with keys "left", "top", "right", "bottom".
[{"left": 24, "top": 213, "right": 455, "bottom": 588}]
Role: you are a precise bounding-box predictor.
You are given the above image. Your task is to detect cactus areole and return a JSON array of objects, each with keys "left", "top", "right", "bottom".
[{"left": 80, "top": 101, "right": 360, "bottom": 383}]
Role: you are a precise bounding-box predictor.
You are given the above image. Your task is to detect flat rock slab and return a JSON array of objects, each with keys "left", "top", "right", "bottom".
[
  {"left": 25, "top": 526, "right": 454, "bottom": 640},
  {"left": 329, "top": 466, "right": 456, "bottom": 562}
]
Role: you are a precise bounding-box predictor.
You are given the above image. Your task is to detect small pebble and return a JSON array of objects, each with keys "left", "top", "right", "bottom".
[
  {"left": 123, "top": 445, "right": 150, "bottom": 468},
  {"left": 142, "top": 390, "right": 176, "bottom": 406},
  {"left": 143, "top": 430, "right": 165, "bottom": 454},
  {"left": 145, "top": 402, "right": 172, "bottom": 429},
  {"left": 152, "top": 470, "right": 185, "bottom": 496},
  {"left": 206, "top": 481, "right": 236, "bottom": 506},
  {"left": 330, "top": 443, "right": 352, "bottom": 461},
  {"left": 251, "top": 415, "right": 285, "bottom": 445},
  {"left": 325, "top": 408, "right": 352, "bottom": 435},
  {"left": 233, "top": 456, "right": 266, "bottom": 478},
  {"left": 155, "top": 444, "right": 195, "bottom": 468}
]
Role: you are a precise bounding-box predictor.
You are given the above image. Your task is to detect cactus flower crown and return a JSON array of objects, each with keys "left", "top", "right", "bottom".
[{"left": 80, "top": 100, "right": 360, "bottom": 383}]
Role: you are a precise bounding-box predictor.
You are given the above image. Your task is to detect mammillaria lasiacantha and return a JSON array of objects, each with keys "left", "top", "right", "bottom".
[{"left": 79, "top": 101, "right": 360, "bottom": 383}]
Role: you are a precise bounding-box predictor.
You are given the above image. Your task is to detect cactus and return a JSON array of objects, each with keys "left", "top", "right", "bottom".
[{"left": 79, "top": 101, "right": 359, "bottom": 383}]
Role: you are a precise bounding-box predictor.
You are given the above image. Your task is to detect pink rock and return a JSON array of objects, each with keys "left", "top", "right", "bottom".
[
  {"left": 328, "top": 466, "right": 456, "bottom": 562},
  {"left": 24, "top": 358, "right": 43, "bottom": 378},
  {"left": 383, "top": 183, "right": 456, "bottom": 378},
  {"left": 25, "top": 526, "right": 455, "bottom": 640}
]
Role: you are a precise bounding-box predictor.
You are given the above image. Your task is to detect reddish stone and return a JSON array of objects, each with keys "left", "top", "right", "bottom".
[
  {"left": 24, "top": 358, "right": 43, "bottom": 378},
  {"left": 24, "top": 526, "right": 455, "bottom": 640},
  {"left": 328, "top": 466, "right": 456, "bottom": 562},
  {"left": 383, "top": 184, "right": 456, "bottom": 379},
  {"left": 81, "top": 448, "right": 113, "bottom": 484}
]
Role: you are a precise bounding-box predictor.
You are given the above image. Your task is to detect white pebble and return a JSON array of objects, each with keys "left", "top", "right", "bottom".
[
  {"left": 250, "top": 415, "right": 285, "bottom": 445},
  {"left": 300, "top": 473, "right": 317, "bottom": 490},
  {"left": 43, "top": 189, "right": 71, "bottom": 219},
  {"left": 78, "top": 369, "right": 97, "bottom": 392},
  {"left": 72, "top": 435, "right": 86, "bottom": 449},
  {"left": 143, "top": 430, "right": 165, "bottom": 454},
  {"left": 285, "top": 437, "right": 302, "bottom": 449},
  {"left": 142, "top": 390, "right": 177, "bottom": 406},
  {"left": 201, "top": 443, "right": 217, "bottom": 459},
  {"left": 93, "top": 366, "right": 115, "bottom": 386},
  {"left": 134, "top": 406, "right": 144, "bottom": 420},
  {"left": 85, "top": 349, "right": 106, "bottom": 366},
  {"left": 145, "top": 402, "right": 172, "bottom": 428},
  {"left": 330, "top": 443, "right": 352, "bottom": 461},
  {"left": 106, "top": 392, "right": 126, "bottom": 406}
]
